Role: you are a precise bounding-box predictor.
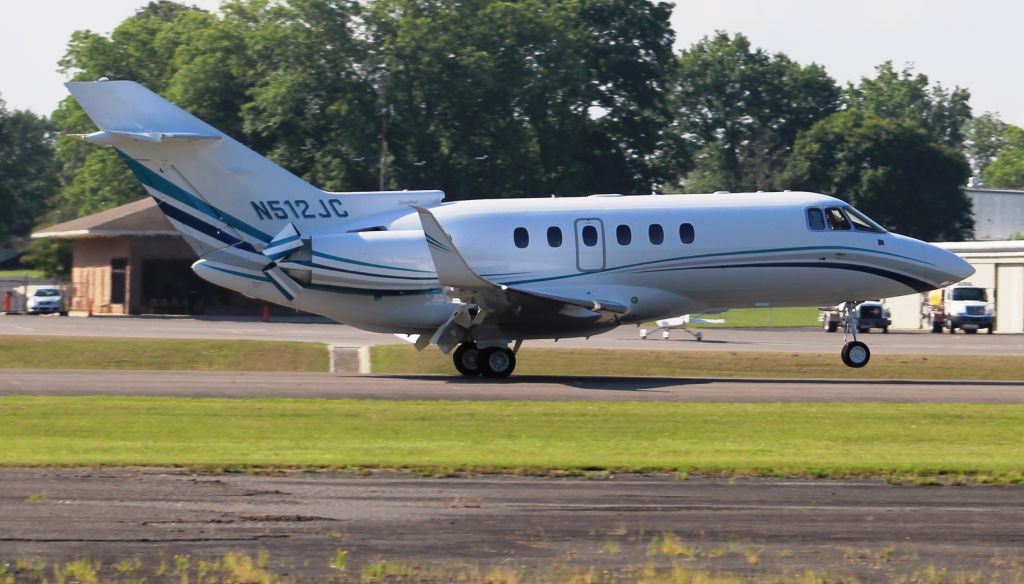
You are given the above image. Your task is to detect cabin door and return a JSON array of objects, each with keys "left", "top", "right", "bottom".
[{"left": 574, "top": 218, "right": 606, "bottom": 271}]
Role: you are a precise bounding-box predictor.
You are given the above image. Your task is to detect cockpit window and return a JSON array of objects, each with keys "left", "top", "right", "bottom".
[
  {"left": 806, "top": 208, "right": 826, "bottom": 231},
  {"left": 844, "top": 206, "right": 886, "bottom": 233},
  {"left": 824, "top": 207, "right": 851, "bottom": 230}
]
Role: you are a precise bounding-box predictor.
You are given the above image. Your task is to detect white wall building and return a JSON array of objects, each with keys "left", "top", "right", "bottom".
[
  {"left": 886, "top": 240, "right": 1024, "bottom": 333},
  {"left": 965, "top": 187, "right": 1024, "bottom": 240}
]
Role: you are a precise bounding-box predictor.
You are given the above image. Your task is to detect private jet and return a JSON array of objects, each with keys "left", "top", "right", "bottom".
[{"left": 67, "top": 80, "right": 974, "bottom": 377}]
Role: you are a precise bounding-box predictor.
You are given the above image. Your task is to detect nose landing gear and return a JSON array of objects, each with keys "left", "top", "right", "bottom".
[
  {"left": 839, "top": 301, "right": 871, "bottom": 368},
  {"left": 452, "top": 342, "right": 517, "bottom": 378}
]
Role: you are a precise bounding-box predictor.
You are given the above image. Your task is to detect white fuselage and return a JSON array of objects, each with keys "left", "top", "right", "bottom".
[{"left": 194, "top": 191, "right": 972, "bottom": 339}]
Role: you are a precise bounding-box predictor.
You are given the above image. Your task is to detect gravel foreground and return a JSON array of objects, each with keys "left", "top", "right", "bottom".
[{"left": 1, "top": 468, "right": 1023, "bottom": 582}]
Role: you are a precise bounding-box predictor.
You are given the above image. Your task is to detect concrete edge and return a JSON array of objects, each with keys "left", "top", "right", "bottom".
[{"left": 329, "top": 345, "right": 371, "bottom": 375}]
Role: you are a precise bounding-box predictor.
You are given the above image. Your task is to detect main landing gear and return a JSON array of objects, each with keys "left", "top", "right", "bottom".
[
  {"left": 839, "top": 301, "right": 870, "bottom": 368},
  {"left": 452, "top": 342, "right": 517, "bottom": 378}
]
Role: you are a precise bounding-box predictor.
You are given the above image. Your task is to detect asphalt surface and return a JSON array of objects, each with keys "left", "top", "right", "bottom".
[
  {"left": 4, "top": 370, "right": 1024, "bottom": 403},
  {"left": 3, "top": 313, "right": 1023, "bottom": 355},
  {"left": 3, "top": 315, "right": 1023, "bottom": 580},
  {"left": 2, "top": 470, "right": 1022, "bottom": 581}
]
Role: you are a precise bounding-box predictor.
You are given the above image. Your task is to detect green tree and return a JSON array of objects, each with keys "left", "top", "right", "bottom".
[
  {"left": 846, "top": 61, "right": 971, "bottom": 148},
  {"left": 982, "top": 125, "right": 1024, "bottom": 189},
  {"left": 366, "top": 0, "right": 678, "bottom": 198},
  {"left": 672, "top": 32, "right": 840, "bottom": 192},
  {"left": 783, "top": 110, "right": 973, "bottom": 241},
  {"left": 0, "top": 96, "right": 57, "bottom": 241},
  {"left": 963, "top": 112, "right": 1007, "bottom": 178},
  {"left": 50, "top": 1, "right": 227, "bottom": 223}
]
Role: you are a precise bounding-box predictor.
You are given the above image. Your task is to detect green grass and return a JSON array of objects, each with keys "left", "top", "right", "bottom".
[
  {"left": 372, "top": 345, "right": 1024, "bottom": 381},
  {"left": 0, "top": 336, "right": 327, "bottom": 372},
  {"left": 0, "top": 269, "right": 45, "bottom": 279},
  {"left": 685, "top": 306, "right": 821, "bottom": 328},
  {"left": 1, "top": 396, "right": 1022, "bottom": 480}
]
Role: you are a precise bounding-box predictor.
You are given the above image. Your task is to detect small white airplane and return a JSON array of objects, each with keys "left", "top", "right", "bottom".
[
  {"left": 67, "top": 81, "right": 974, "bottom": 377},
  {"left": 639, "top": 313, "right": 726, "bottom": 341}
]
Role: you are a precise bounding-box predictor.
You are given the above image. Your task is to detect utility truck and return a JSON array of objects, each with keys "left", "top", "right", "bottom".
[
  {"left": 923, "top": 283, "right": 994, "bottom": 334},
  {"left": 820, "top": 301, "right": 890, "bottom": 333}
]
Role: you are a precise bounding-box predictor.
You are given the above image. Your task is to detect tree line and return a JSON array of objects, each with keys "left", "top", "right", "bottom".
[{"left": 4, "top": 0, "right": 1024, "bottom": 269}]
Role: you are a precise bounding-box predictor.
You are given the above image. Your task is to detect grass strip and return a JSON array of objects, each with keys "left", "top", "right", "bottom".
[
  {"left": 0, "top": 336, "right": 327, "bottom": 372},
  {"left": 681, "top": 306, "right": 820, "bottom": 328},
  {"left": 372, "top": 345, "right": 1024, "bottom": 381},
  {"left": 1, "top": 396, "right": 1022, "bottom": 481}
]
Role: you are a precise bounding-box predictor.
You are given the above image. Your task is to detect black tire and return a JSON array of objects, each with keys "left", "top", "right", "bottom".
[
  {"left": 882, "top": 326, "right": 889, "bottom": 334},
  {"left": 452, "top": 343, "right": 480, "bottom": 376},
  {"left": 858, "top": 327, "right": 869, "bottom": 334},
  {"left": 931, "top": 321, "right": 942, "bottom": 334},
  {"left": 479, "top": 347, "right": 516, "bottom": 378},
  {"left": 841, "top": 341, "right": 870, "bottom": 368},
  {"left": 965, "top": 328, "right": 977, "bottom": 334},
  {"left": 987, "top": 326, "right": 994, "bottom": 334},
  {"left": 948, "top": 324, "right": 956, "bottom": 333},
  {"left": 826, "top": 321, "right": 838, "bottom": 333}
]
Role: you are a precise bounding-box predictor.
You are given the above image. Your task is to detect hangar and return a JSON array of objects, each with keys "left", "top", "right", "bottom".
[
  {"left": 886, "top": 240, "right": 1024, "bottom": 333},
  {"left": 31, "top": 198, "right": 268, "bottom": 316}
]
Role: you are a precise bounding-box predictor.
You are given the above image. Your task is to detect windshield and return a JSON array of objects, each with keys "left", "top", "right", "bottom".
[
  {"left": 33, "top": 289, "right": 61, "bottom": 297},
  {"left": 950, "top": 288, "right": 986, "bottom": 302},
  {"left": 843, "top": 206, "right": 886, "bottom": 233}
]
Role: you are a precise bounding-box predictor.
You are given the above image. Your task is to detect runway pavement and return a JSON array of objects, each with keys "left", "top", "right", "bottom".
[
  {"left": 3, "top": 369, "right": 1023, "bottom": 403},
  {"left": 2, "top": 314, "right": 1023, "bottom": 355},
  {"left": 2, "top": 470, "right": 1022, "bottom": 581}
]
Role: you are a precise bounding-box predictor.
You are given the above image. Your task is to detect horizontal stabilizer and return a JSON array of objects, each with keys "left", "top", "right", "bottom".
[
  {"left": 78, "top": 130, "right": 221, "bottom": 145},
  {"left": 263, "top": 223, "right": 303, "bottom": 261}
]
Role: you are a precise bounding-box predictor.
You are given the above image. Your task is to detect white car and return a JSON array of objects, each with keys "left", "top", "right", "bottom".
[{"left": 26, "top": 287, "right": 66, "bottom": 315}]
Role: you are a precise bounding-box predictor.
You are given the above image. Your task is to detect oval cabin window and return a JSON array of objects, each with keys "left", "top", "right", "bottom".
[
  {"left": 648, "top": 224, "right": 664, "bottom": 245},
  {"left": 679, "top": 223, "right": 695, "bottom": 244},
  {"left": 582, "top": 225, "right": 598, "bottom": 247},
  {"left": 514, "top": 227, "right": 529, "bottom": 248},
  {"left": 547, "top": 226, "right": 562, "bottom": 247},
  {"left": 616, "top": 225, "right": 631, "bottom": 245}
]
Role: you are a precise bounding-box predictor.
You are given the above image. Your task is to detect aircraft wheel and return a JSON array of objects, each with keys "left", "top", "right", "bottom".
[
  {"left": 695, "top": 331, "right": 703, "bottom": 341},
  {"left": 639, "top": 328, "right": 648, "bottom": 339},
  {"left": 841, "top": 341, "right": 870, "bottom": 368},
  {"left": 453, "top": 343, "right": 480, "bottom": 376},
  {"left": 479, "top": 347, "right": 516, "bottom": 378}
]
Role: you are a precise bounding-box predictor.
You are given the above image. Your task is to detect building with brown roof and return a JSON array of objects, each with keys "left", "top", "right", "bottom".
[{"left": 32, "top": 198, "right": 264, "bottom": 316}]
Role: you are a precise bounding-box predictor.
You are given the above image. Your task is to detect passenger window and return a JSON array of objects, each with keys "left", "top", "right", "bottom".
[
  {"left": 648, "top": 224, "right": 664, "bottom": 245},
  {"left": 824, "top": 207, "right": 851, "bottom": 230},
  {"left": 582, "top": 225, "right": 598, "bottom": 247},
  {"left": 514, "top": 227, "right": 529, "bottom": 248},
  {"left": 806, "top": 208, "right": 826, "bottom": 231},
  {"left": 679, "top": 223, "right": 695, "bottom": 244},
  {"left": 616, "top": 225, "right": 631, "bottom": 245},
  {"left": 547, "top": 226, "right": 562, "bottom": 247}
]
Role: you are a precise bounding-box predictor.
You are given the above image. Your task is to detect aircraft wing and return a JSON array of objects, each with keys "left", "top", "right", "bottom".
[{"left": 415, "top": 207, "right": 628, "bottom": 350}]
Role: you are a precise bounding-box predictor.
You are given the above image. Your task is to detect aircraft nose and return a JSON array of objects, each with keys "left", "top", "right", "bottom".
[{"left": 931, "top": 244, "right": 974, "bottom": 284}]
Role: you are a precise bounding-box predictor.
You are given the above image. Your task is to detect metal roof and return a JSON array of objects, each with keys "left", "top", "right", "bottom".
[{"left": 31, "top": 198, "right": 179, "bottom": 239}]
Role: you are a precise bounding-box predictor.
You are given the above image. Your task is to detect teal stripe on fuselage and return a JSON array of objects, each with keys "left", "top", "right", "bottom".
[
  {"left": 312, "top": 250, "right": 434, "bottom": 274},
  {"left": 116, "top": 150, "right": 272, "bottom": 243},
  {"left": 501, "top": 245, "right": 931, "bottom": 286}
]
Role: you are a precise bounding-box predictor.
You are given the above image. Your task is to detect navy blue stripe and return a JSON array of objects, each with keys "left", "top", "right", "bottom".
[
  {"left": 290, "top": 260, "right": 438, "bottom": 281},
  {"left": 312, "top": 251, "right": 434, "bottom": 274},
  {"left": 116, "top": 149, "right": 272, "bottom": 243},
  {"left": 155, "top": 199, "right": 259, "bottom": 254},
  {"left": 636, "top": 262, "right": 936, "bottom": 293}
]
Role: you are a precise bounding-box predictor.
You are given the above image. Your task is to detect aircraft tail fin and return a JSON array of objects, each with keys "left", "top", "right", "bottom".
[{"left": 67, "top": 80, "right": 443, "bottom": 265}]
